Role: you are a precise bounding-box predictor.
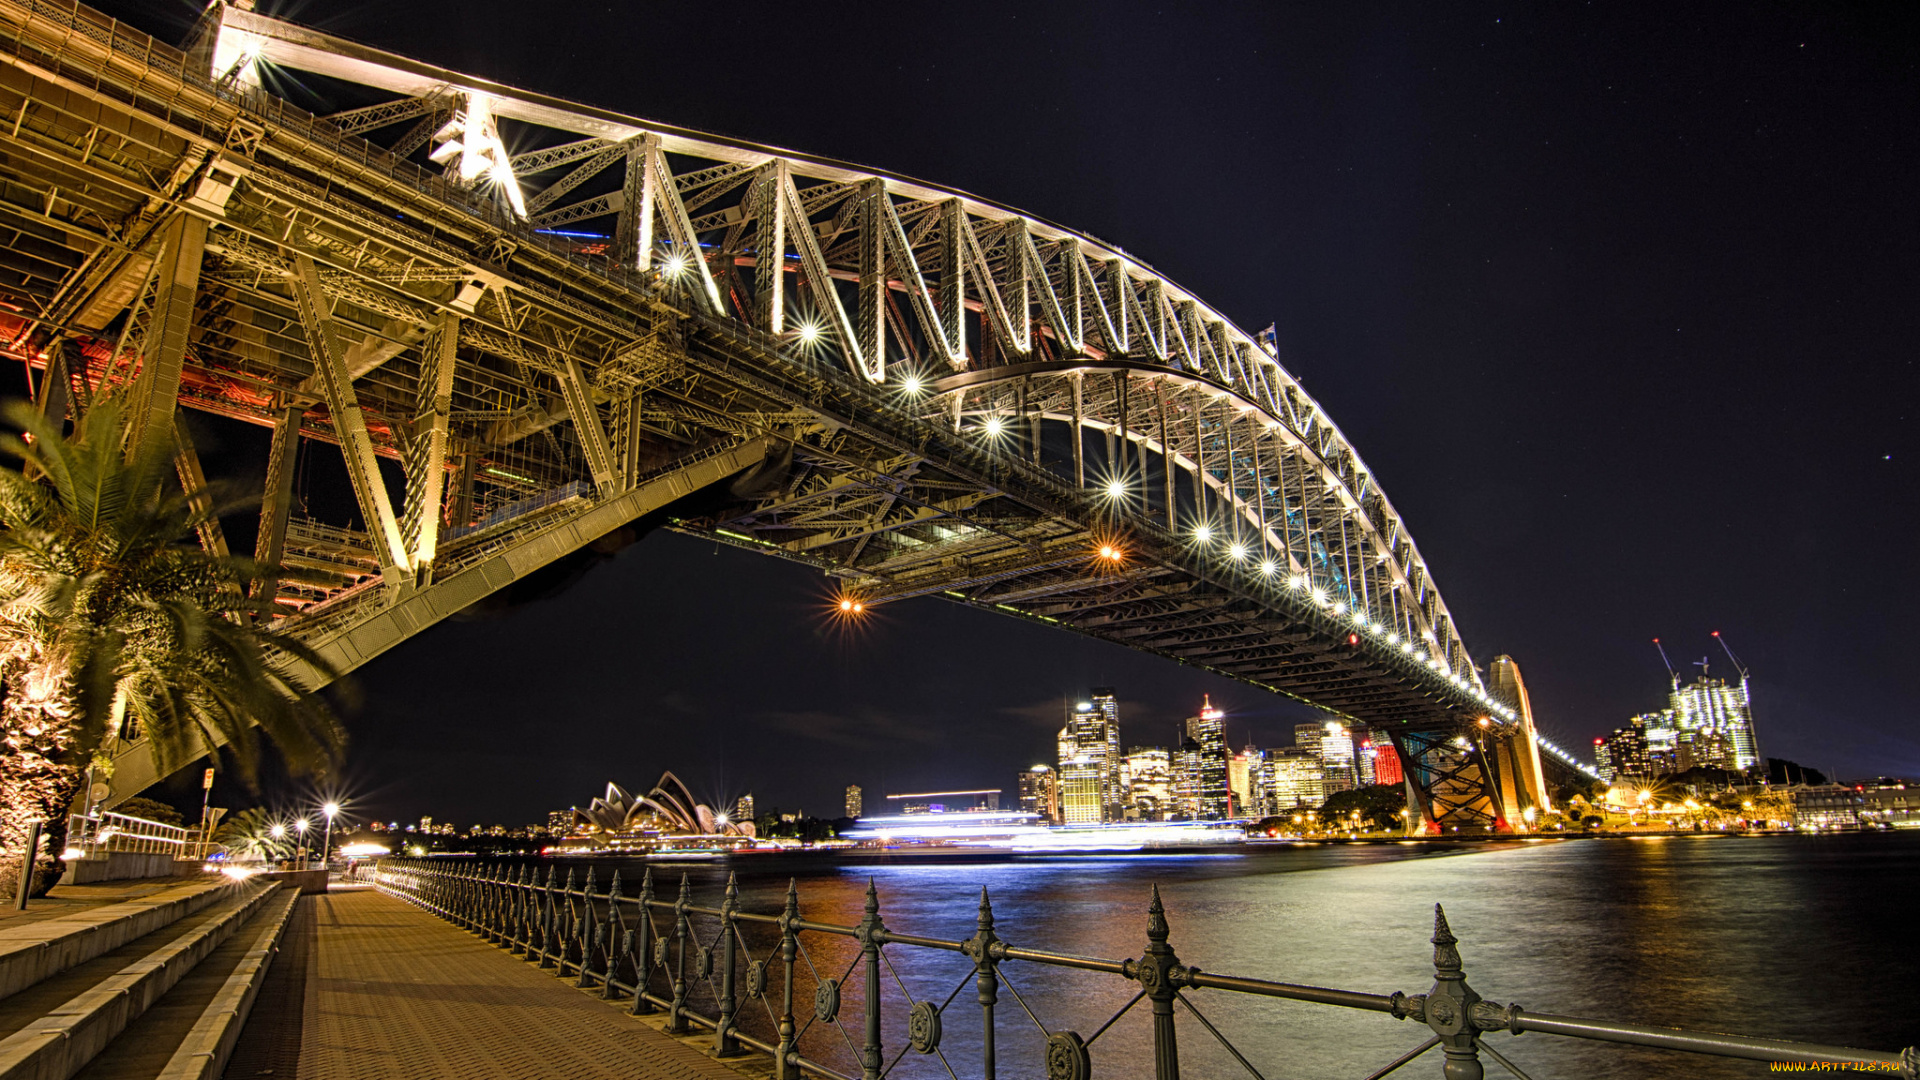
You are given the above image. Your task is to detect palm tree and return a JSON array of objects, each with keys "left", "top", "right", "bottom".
[
  {"left": 0, "top": 398, "right": 343, "bottom": 897},
  {"left": 211, "top": 807, "right": 294, "bottom": 863}
]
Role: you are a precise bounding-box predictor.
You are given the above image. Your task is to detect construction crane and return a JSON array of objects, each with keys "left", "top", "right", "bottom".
[
  {"left": 1652, "top": 638, "right": 1680, "bottom": 688},
  {"left": 1712, "top": 630, "right": 1750, "bottom": 679}
]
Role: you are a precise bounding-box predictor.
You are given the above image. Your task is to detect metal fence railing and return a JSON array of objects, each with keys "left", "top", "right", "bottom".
[
  {"left": 374, "top": 859, "right": 1916, "bottom": 1080},
  {"left": 66, "top": 810, "right": 193, "bottom": 857}
]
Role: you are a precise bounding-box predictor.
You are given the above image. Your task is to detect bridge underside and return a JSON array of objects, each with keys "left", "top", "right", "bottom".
[{"left": 0, "top": 0, "right": 1547, "bottom": 829}]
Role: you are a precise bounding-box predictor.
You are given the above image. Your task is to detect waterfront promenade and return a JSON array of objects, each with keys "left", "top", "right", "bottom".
[{"left": 221, "top": 889, "right": 748, "bottom": 1080}]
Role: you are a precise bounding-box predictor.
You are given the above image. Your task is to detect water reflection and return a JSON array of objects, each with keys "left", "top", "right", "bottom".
[{"left": 534, "top": 832, "right": 1918, "bottom": 1079}]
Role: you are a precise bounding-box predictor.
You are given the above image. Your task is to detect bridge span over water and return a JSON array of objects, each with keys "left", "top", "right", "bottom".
[{"left": 0, "top": 1, "right": 1584, "bottom": 828}]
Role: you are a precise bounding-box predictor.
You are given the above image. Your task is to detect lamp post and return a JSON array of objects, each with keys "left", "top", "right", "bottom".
[
  {"left": 320, "top": 802, "right": 339, "bottom": 869},
  {"left": 294, "top": 818, "right": 309, "bottom": 867}
]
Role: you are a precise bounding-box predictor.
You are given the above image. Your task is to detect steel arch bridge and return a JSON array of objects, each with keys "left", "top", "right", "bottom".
[{"left": 0, "top": 1, "right": 1583, "bottom": 829}]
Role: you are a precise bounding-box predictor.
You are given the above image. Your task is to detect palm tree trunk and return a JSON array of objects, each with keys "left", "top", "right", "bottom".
[{"left": 0, "top": 716, "right": 83, "bottom": 899}]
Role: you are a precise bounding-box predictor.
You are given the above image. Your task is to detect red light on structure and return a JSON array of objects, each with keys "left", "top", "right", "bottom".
[
  {"left": 1347, "top": 633, "right": 1359, "bottom": 645},
  {"left": 1594, "top": 738, "right": 1605, "bottom": 745}
]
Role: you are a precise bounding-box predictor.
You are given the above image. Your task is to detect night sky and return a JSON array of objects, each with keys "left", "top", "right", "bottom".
[{"left": 109, "top": 1, "right": 1918, "bottom": 828}]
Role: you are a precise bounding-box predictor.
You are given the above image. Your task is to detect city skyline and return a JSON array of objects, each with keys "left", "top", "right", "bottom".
[{"left": 90, "top": 0, "right": 1917, "bottom": 829}]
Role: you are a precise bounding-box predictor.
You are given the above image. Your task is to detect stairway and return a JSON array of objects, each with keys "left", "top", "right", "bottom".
[{"left": 0, "top": 876, "right": 300, "bottom": 1080}]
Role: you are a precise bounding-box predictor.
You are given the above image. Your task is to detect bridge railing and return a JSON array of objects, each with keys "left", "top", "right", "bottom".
[
  {"left": 65, "top": 810, "right": 193, "bottom": 857},
  {"left": 372, "top": 858, "right": 1915, "bottom": 1080}
]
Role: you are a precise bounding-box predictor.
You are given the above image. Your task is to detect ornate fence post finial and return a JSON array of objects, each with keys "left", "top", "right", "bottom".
[
  {"left": 597, "top": 871, "right": 623, "bottom": 996},
  {"left": 667, "top": 873, "right": 692, "bottom": 1034},
  {"left": 714, "top": 871, "right": 742, "bottom": 1057},
  {"left": 857, "top": 878, "right": 886, "bottom": 1080},
  {"left": 1124, "top": 883, "right": 1183, "bottom": 1080},
  {"left": 1425, "top": 904, "right": 1484, "bottom": 1080},
  {"left": 968, "top": 887, "right": 1001, "bottom": 1080},
  {"left": 631, "top": 867, "right": 657, "bottom": 1015},
  {"left": 776, "top": 878, "right": 800, "bottom": 1080}
]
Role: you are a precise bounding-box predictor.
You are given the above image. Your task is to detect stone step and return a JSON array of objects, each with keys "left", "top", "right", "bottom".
[
  {"left": 69, "top": 889, "right": 300, "bottom": 1080},
  {"left": 0, "top": 881, "right": 237, "bottom": 1004},
  {"left": 0, "top": 882, "right": 281, "bottom": 1080}
]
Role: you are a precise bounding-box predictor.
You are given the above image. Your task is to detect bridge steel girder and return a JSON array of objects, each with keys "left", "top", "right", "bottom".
[
  {"left": 290, "top": 252, "right": 410, "bottom": 580},
  {"left": 0, "top": 0, "right": 1566, "bottom": 830},
  {"left": 127, "top": 213, "right": 207, "bottom": 454},
  {"left": 99, "top": 436, "right": 775, "bottom": 803},
  {"left": 401, "top": 312, "right": 460, "bottom": 567}
]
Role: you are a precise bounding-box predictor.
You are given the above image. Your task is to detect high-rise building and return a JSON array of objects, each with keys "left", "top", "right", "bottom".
[
  {"left": 1018, "top": 765, "right": 1060, "bottom": 824},
  {"left": 1059, "top": 692, "right": 1124, "bottom": 822},
  {"left": 1670, "top": 672, "right": 1759, "bottom": 771},
  {"left": 1089, "top": 687, "right": 1126, "bottom": 819},
  {"left": 1596, "top": 715, "right": 1655, "bottom": 782},
  {"left": 1122, "top": 747, "right": 1172, "bottom": 820},
  {"left": 1354, "top": 732, "right": 1377, "bottom": 786},
  {"left": 1294, "top": 723, "right": 1323, "bottom": 759},
  {"left": 1319, "top": 721, "right": 1357, "bottom": 795},
  {"left": 1372, "top": 738, "right": 1405, "bottom": 787},
  {"left": 1229, "top": 748, "right": 1263, "bottom": 818},
  {"left": 1267, "top": 748, "right": 1324, "bottom": 809},
  {"left": 1184, "top": 695, "right": 1229, "bottom": 818},
  {"left": 843, "top": 785, "right": 863, "bottom": 819},
  {"left": 546, "top": 809, "right": 574, "bottom": 836},
  {"left": 1171, "top": 737, "right": 1202, "bottom": 818}
]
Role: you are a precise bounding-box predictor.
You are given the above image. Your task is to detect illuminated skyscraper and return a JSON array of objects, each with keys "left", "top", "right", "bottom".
[
  {"left": 735, "top": 794, "right": 755, "bottom": 822},
  {"left": 1319, "top": 720, "right": 1357, "bottom": 795},
  {"left": 1229, "top": 748, "right": 1263, "bottom": 818},
  {"left": 1018, "top": 765, "right": 1060, "bottom": 824},
  {"left": 1267, "top": 748, "right": 1324, "bottom": 809},
  {"left": 1122, "top": 747, "right": 1172, "bottom": 820},
  {"left": 843, "top": 785, "right": 863, "bottom": 819},
  {"left": 1058, "top": 700, "right": 1110, "bottom": 824},
  {"left": 1184, "top": 695, "right": 1229, "bottom": 818},
  {"left": 1171, "top": 737, "right": 1202, "bottom": 818},
  {"left": 1372, "top": 738, "right": 1405, "bottom": 787},
  {"left": 1089, "top": 687, "right": 1126, "bottom": 819},
  {"left": 1670, "top": 673, "right": 1759, "bottom": 771}
]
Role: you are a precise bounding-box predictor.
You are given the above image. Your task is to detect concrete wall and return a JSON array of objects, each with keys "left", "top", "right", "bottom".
[
  {"left": 62, "top": 851, "right": 179, "bottom": 884},
  {"left": 257, "top": 868, "right": 328, "bottom": 894}
]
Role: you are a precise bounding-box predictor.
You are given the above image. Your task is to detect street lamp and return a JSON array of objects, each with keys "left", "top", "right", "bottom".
[
  {"left": 294, "top": 818, "right": 309, "bottom": 866},
  {"left": 321, "top": 802, "right": 339, "bottom": 869}
]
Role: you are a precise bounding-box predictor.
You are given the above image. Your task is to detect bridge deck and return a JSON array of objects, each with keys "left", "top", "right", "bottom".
[{"left": 222, "top": 888, "right": 749, "bottom": 1080}]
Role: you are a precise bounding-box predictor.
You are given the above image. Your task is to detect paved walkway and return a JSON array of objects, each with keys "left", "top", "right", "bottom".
[{"left": 222, "top": 889, "right": 750, "bottom": 1080}]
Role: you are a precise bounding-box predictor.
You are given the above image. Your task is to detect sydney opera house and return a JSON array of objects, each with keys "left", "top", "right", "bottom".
[{"left": 554, "top": 773, "right": 755, "bottom": 855}]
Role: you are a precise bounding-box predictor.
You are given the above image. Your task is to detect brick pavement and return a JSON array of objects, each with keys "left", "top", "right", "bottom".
[{"left": 223, "top": 888, "right": 751, "bottom": 1080}]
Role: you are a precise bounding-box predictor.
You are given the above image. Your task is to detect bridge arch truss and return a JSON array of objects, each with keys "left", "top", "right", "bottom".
[{"left": 0, "top": 0, "right": 1576, "bottom": 828}]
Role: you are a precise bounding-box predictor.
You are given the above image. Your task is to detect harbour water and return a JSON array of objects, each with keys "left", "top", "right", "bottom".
[{"left": 527, "top": 831, "right": 1918, "bottom": 1078}]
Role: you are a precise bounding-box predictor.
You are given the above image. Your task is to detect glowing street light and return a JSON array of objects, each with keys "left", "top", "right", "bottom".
[
  {"left": 1259, "top": 559, "right": 1277, "bottom": 576},
  {"left": 1228, "top": 542, "right": 1248, "bottom": 561},
  {"left": 1104, "top": 478, "right": 1127, "bottom": 501},
  {"left": 1097, "top": 543, "right": 1124, "bottom": 562},
  {"left": 982, "top": 415, "right": 1006, "bottom": 438},
  {"left": 901, "top": 374, "right": 924, "bottom": 395},
  {"left": 1194, "top": 524, "right": 1214, "bottom": 544},
  {"left": 320, "top": 802, "right": 340, "bottom": 869},
  {"left": 796, "top": 320, "right": 823, "bottom": 345},
  {"left": 662, "top": 253, "right": 688, "bottom": 279}
]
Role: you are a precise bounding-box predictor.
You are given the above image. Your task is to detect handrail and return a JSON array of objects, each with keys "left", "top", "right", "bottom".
[
  {"left": 66, "top": 810, "right": 192, "bottom": 857},
  {"left": 372, "top": 858, "right": 1917, "bottom": 1080}
]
